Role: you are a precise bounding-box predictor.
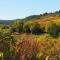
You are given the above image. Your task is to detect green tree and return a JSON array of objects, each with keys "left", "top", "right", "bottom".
[
  {"left": 23, "top": 23, "right": 31, "bottom": 33},
  {"left": 46, "top": 22, "right": 59, "bottom": 37},
  {"left": 31, "top": 22, "right": 44, "bottom": 35},
  {"left": 11, "top": 20, "right": 23, "bottom": 33}
]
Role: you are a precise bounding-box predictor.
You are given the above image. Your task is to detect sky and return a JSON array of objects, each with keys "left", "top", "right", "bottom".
[{"left": 0, "top": 0, "right": 60, "bottom": 20}]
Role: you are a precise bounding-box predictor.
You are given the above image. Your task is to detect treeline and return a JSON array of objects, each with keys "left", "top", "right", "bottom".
[
  {"left": 8, "top": 20, "right": 60, "bottom": 38},
  {"left": 11, "top": 20, "right": 44, "bottom": 35},
  {"left": 0, "top": 19, "right": 60, "bottom": 38},
  {"left": 23, "top": 10, "right": 60, "bottom": 21}
]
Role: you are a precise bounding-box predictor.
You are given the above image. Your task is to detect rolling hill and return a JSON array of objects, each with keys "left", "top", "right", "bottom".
[{"left": 0, "top": 10, "right": 60, "bottom": 25}]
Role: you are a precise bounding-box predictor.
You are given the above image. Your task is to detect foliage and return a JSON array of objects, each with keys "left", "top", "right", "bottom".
[
  {"left": 1, "top": 10, "right": 60, "bottom": 60},
  {"left": 31, "top": 22, "right": 44, "bottom": 35},
  {"left": 23, "top": 23, "right": 31, "bottom": 33},
  {"left": 11, "top": 20, "right": 23, "bottom": 33},
  {"left": 19, "top": 38, "right": 39, "bottom": 60},
  {"left": 36, "top": 51, "right": 43, "bottom": 60},
  {"left": 0, "top": 29, "right": 15, "bottom": 60},
  {"left": 46, "top": 22, "right": 59, "bottom": 37}
]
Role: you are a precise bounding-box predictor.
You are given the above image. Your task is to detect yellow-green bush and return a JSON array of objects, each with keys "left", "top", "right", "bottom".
[{"left": 45, "top": 22, "right": 59, "bottom": 37}]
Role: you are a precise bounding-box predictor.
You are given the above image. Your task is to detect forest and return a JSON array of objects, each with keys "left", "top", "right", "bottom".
[{"left": 0, "top": 10, "right": 60, "bottom": 60}]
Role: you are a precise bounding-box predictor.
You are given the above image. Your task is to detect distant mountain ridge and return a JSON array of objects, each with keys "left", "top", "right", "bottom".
[
  {"left": 0, "top": 20, "right": 14, "bottom": 25},
  {"left": 0, "top": 10, "right": 60, "bottom": 24},
  {"left": 23, "top": 10, "right": 60, "bottom": 21}
]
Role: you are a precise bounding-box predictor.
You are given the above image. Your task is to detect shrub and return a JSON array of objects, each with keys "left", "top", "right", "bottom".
[
  {"left": 31, "top": 22, "right": 44, "bottom": 35},
  {"left": 57, "top": 23, "right": 60, "bottom": 35},
  {"left": 46, "top": 22, "right": 59, "bottom": 37},
  {"left": 23, "top": 24, "right": 31, "bottom": 33},
  {"left": 11, "top": 20, "right": 23, "bottom": 33},
  {"left": 0, "top": 30, "right": 15, "bottom": 60},
  {"left": 18, "top": 36, "right": 39, "bottom": 60}
]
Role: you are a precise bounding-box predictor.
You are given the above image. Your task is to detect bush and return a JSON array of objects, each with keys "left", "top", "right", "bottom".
[
  {"left": 46, "top": 23, "right": 59, "bottom": 37},
  {"left": 31, "top": 23, "right": 44, "bottom": 35},
  {"left": 19, "top": 37, "right": 39, "bottom": 60},
  {"left": 23, "top": 24, "right": 31, "bottom": 33},
  {"left": 11, "top": 20, "right": 23, "bottom": 33},
  {"left": 0, "top": 30, "right": 15, "bottom": 60},
  {"left": 57, "top": 23, "right": 60, "bottom": 35}
]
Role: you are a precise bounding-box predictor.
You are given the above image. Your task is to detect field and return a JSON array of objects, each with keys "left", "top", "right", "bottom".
[
  {"left": 13, "top": 33, "right": 60, "bottom": 60},
  {"left": 0, "top": 11, "right": 60, "bottom": 60}
]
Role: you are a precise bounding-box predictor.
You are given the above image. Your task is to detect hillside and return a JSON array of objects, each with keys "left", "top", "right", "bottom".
[
  {"left": 0, "top": 10, "right": 60, "bottom": 25},
  {"left": 23, "top": 10, "right": 60, "bottom": 22},
  {"left": 0, "top": 20, "right": 14, "bottom": 25},
  {"left": 1, "top": 11, "right": 60, "bottom": 60}
]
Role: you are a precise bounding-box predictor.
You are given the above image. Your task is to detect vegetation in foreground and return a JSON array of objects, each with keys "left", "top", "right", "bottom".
[{"left": 0, "top": 10, "right": 60, "bottom": 60}]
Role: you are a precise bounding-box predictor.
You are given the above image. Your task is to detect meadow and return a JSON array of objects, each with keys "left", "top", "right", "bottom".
[{"left": 0, "top": 11, "right": 60, "bottom": 60}]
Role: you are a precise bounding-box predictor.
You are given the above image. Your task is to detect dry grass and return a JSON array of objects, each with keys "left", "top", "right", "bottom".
[{"left": 13, "top": 33, "right": 60, "bottom": 59}]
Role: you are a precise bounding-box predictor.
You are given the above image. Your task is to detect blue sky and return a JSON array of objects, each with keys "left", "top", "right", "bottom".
[{"left": 0, "top": 0, "right": 60, "bottom": 20}]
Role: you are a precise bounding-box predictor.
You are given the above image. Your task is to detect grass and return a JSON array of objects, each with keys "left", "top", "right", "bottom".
[
  {"left": 14, "top": 33, "right": 60, "bottom": 56},
  {"left": 0, "top": 51, "right": 3, "bottom": 57}
]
